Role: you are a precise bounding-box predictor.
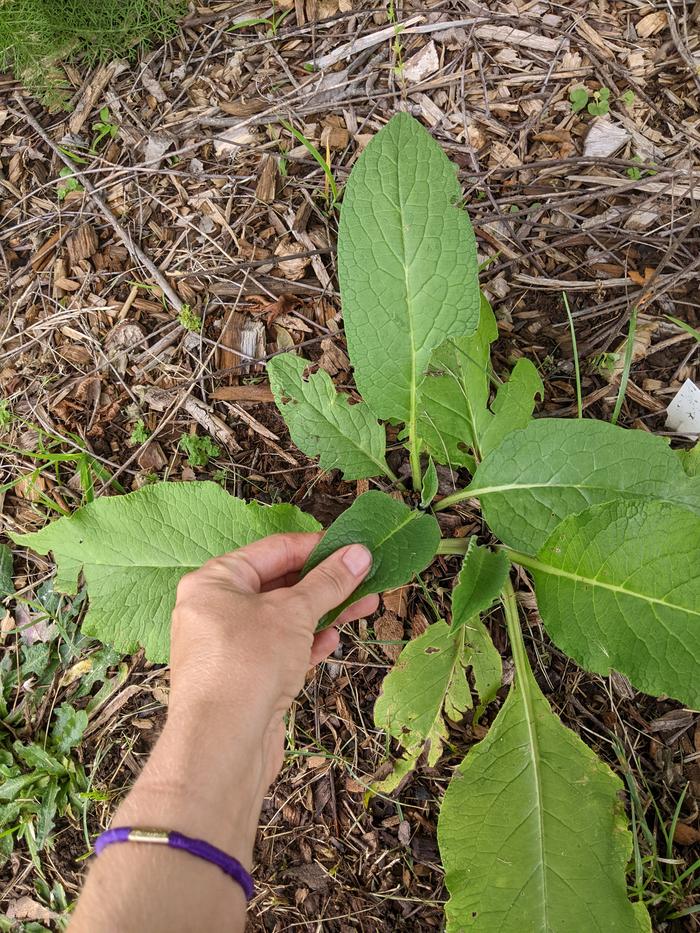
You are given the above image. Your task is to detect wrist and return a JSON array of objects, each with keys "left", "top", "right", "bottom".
[{"left": 113, "top": 714, "right": 269, "bottom": 869}]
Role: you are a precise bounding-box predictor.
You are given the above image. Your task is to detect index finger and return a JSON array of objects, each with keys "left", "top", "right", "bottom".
[{"left": 224, "top": 532, "right": 322, "bottom": 589}]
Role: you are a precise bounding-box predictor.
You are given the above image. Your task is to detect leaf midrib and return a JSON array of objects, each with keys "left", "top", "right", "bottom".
[{"left": 509, "top": 551, "right": 700, "bottom": 617}]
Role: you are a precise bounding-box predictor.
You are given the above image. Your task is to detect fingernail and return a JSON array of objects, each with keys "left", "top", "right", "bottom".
[{"left": 342, "top": 544, "right": 372, "bottom": 577}]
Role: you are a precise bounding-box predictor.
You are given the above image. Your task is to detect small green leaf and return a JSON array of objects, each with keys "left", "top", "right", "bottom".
[
  {"left": 338, "top": 113, "right": 480, "bottom": 426},
  {"left": 451, "top": 539, "right": 509, "bottom": 632},
  {"left": 526, "top": 499, "right": 700, "bottom": 707},
  {"left": 51, "top": 704, "right": 88, "bottom": 756},
  {"left": 302, "top": 491, "right": 440, "bottom": 630},
  {"left": 438, "top": 661, "right": 650, "bottom": 932},
  {"left": 13, "top": 742, "right": 65, "bottom": 776},
  {"left": 10, "top": 483, "right": 320, "bottom": 662},
  {"left": 478, "top": 357, "right": 543, "bottom": 457},
  {"left": 469, "top": 418, "right": 700, "bottom": 553},
  {"left": 418, "top": 297, "right": 541, "bottom": 470},
  {"left": 620, "top": 90, "right": 635, "bottom": 106},
  {"left": 0, "top": 544, "right": 13, "bottom": 599},
  {"left": 569, "top": 87, "right": 589, "bottom": 112},
  {"left": 267, "top": 353, "right": 393, "bottom": 481},
  {"left": 420, "top": 457, "right": 439, "bottom": 507},
  {"left": 417, "top": 294, "right": 497, "bottom": 470}
]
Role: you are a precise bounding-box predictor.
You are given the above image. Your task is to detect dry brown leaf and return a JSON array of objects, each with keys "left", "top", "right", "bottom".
[
  {"left": 383, "top": 586, "right": 407, "bottom": 618},
  {"left": 137, "top": 442, "right": 167, "bottom": 472},
  {"left": 374, "top": 611, "right": 404, "bottom": 662},
  {"left": 673, "top": 822, "right": 700, "bottom": 846},
  {"left": 274, "top": 240, "right": 311, "bottom": 281},
  {"left": 318, "top": 337, "right": 350, "bottom": 375}
]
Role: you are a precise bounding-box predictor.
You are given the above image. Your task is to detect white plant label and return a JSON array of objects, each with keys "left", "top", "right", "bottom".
[{"left": 665, "top": 379, "right": 700, "bottom": 435}]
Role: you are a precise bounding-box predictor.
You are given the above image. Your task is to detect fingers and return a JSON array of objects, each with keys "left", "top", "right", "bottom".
[
  {"left": 336, "top": 593, "right": 380, "bottom": 625},
  {"left": 290, "top": 544, "right": 372, "bottom": 620},
  {"left": 310, "top": 627, "right": 340, "bottom": 666},
  {"left": 219, "top": 533, "right": 323, "bottom": 590}
]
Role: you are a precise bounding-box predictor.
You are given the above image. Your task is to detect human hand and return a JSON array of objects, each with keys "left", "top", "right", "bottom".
[{"left": 169, "top": 533, "right": 378, "bottom": 786}]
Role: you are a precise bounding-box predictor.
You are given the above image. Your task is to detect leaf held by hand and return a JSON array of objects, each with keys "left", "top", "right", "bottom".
[{"left": 303, "top": 490, "right": 440, "bottom": 630}]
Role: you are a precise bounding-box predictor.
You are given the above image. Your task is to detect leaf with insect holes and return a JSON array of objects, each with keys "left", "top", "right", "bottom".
[
  {"left": 10, "top": 483, "right": 320, "bottom": 662},
  {"left": 267, "top": 353, "right": 392, "bottom": 481},
  {"left": 450, "top": 539, "right": 509, "bottom": 632},
  {"left": 373, "top": 553, "right": 502, "bottom": 778},
  {"left": 417, "top": 296, "right": 542, "bottom": 470},
  {"left": 338, "top": 113, "right": 479, "bottom": 425},
  {"left": 469, "top": 418, "right": 700, "bottom": 553},
  {"left": 438, "top": 660, "right": 651, "bottom": 932},
  {"left": 302, "top": 491, "right": 440, "bottom": 631},
  {"left": 528, "top": 499, "right": 700, "bottom": 707}
]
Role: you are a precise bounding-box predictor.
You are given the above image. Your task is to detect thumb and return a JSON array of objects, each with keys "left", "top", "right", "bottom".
[{"left": 292, "top": 544, "right": 373, "bottom": 619}]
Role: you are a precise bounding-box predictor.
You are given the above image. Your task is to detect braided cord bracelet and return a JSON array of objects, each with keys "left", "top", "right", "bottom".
[{"left": 93, "top": 827, "right": 254, "bottom": 901}]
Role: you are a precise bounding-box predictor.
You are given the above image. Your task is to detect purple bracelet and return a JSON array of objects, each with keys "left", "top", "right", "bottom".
[{"left": 94, "top": 827, "right": 254, "bottom": 901}]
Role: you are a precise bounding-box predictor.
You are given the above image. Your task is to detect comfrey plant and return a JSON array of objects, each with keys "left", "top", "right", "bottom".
[{"left": 13, "top": 114, "right": 699, "bottom": 931}]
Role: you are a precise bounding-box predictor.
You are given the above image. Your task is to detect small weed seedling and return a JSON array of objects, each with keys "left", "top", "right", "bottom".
[
  {"left": 91, "top": 106, "right": 119, "bottom": 150},
  {"left": 178, "top": 434, "right": 220, "bottom": 468},
  {"left": 57, "top": 167, "right": 84, "bottom": 201},
  {"left": 570, "top": 86, "right": 634, "bottom": 116},
  {"left": 12, "top": 115, "right": 699, "bottom": 932},
  {"left": 177, "top": 304, "right": 202, "bottom": 333},
  {"left": 128, "top": 419, "right": 150, "bottom": 446}
]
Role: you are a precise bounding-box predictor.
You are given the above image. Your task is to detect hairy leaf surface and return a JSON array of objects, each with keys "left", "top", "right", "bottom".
[
  {"left": 438, "top": 662, "right": 650, "bottom": 932},
  {"left": 303, "top": 490, "right": 440, "bottom": 630},
  {"left": 11, "top": 483, "right": 320, "bottom": 662},
  {"left": 529, "top": 499, "right": 700, "bottom": 707},
  {"left": 451, "top": 538, "right": 509, "bottom": 632},
  {"left": 470, "top": 418, "right": 700, "bottom": 552},
  {"left": 337, "top": 113, "right": 479, "bottom": 425},
  {"left": 417, "top": 297, "right": 541, "bottom": 469},
  {"left": 267, "top": 354, "right": 392, "bottom": 481},
  {"left": 374, "top": 554, "right": 501, "bottom": 779}
]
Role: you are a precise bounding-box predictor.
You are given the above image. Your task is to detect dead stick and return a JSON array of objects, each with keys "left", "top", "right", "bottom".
[{"left": 13, "top": 96, "right": 184, "bottom": 313}]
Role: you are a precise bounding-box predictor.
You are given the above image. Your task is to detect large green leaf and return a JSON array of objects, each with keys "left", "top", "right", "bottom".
[
  {"left": 469, "top": 418, "right": 700, "bottom": 553},
  {"left": 374, "top": 555, "right": 502, "bottom": 776},
  {"left": 417, "top": 297, "right": 542, "bottom": 470},
  {"left": 679, "top": 440, "right": 700, "bottom": 477},
  {"left": 11, "top": 483, "right": 320, "bottom": 662},
  {"left": 302, "top": 490, "right": 440, "bottom": 630},
  {"left": 438, "top": 662, "right": 650, "bottom": 932},
  {"left": 267, "top": 353, "right": 393, "bottom": 481},
  {"left": 337, "top": 112, "right": 479, "bottom": 428},
  {"left": 523, "top": 499, "right": 700, "bottom": 707}
]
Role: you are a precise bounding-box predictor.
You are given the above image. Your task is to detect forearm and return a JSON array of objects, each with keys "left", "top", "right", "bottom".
[{"left": 70, "top": 704, "right": 269, "bottom": 933}]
